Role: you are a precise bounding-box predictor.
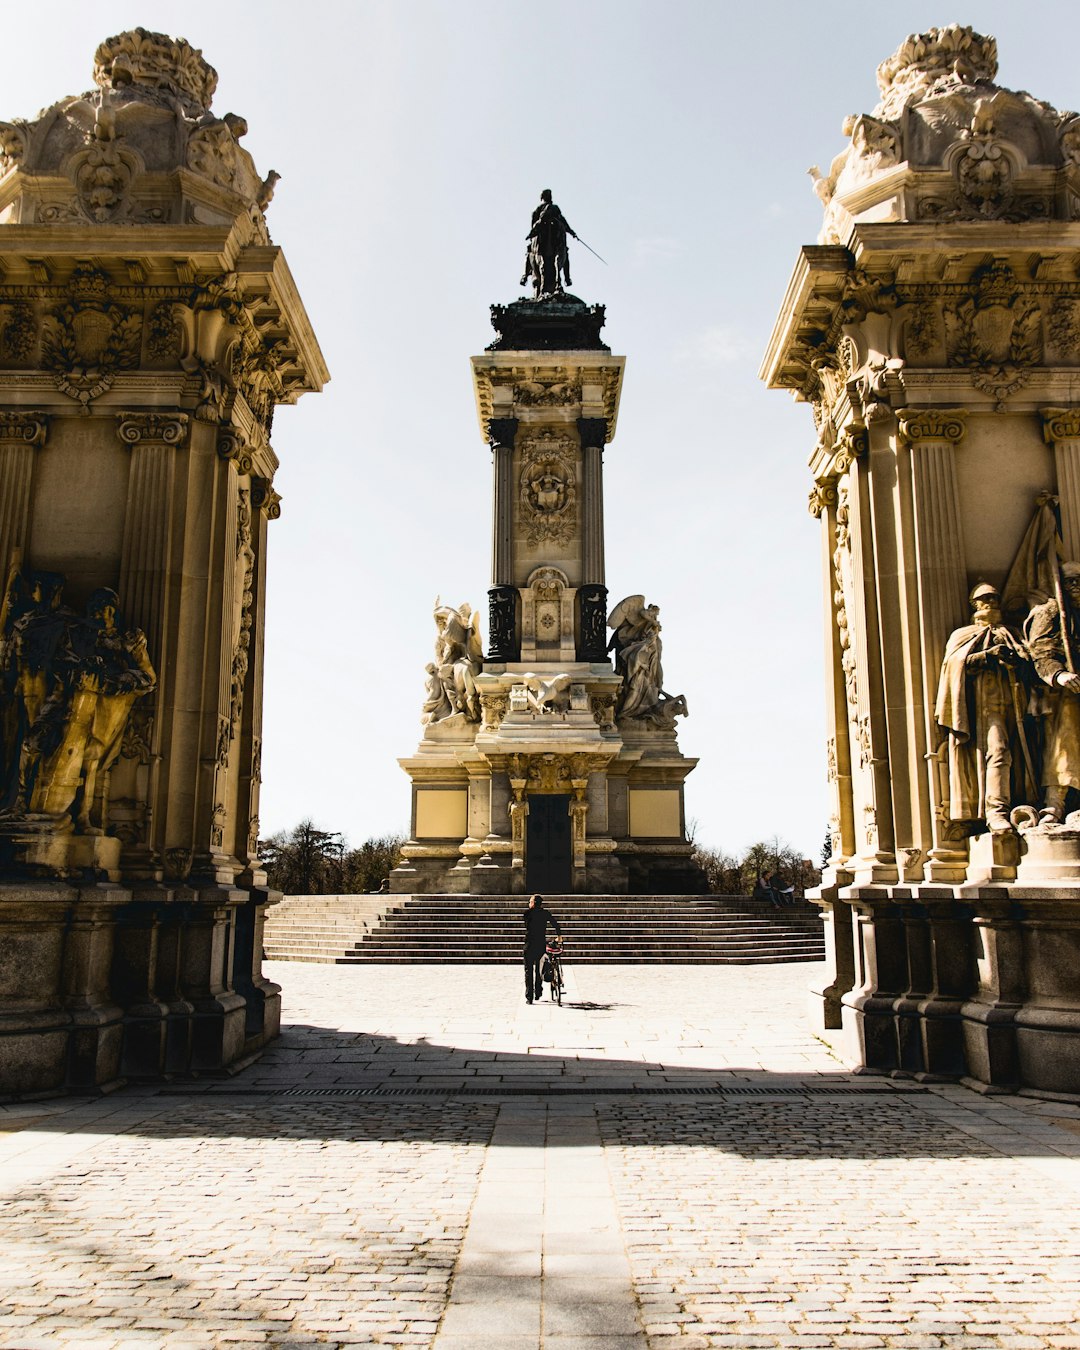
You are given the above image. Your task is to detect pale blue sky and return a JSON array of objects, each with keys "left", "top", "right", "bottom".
[{"left": 6, "top": 2, "right": 1080, "bottom": 858}]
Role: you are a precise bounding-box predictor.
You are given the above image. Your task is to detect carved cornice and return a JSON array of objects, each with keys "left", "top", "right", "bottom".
[
  {"left": 217, "top": 427, "right": 254, "bottom": 474},
  {"left": 487, "top": 417, "right": 519, "bottom": 450},
  {"left": 897, "top": 408, "right": 968, "bottom": 446},
  {"left": 577, "top": 417, "right": 608, "bottom": 450},
  {"left": 0, "top": 411, "right": 48, "bottom": 449},
  {"left": 251, "top": 476, "right": 281, "bottom": 520},
  {"left": 115, "top": 412, "right": 189, "bottom": 447},
  {"left": 808, "top": 482, "right": 839, "bottom": 518},
  {"left": 1041, "top": 407, "right": 1080, "bottom": 444}
]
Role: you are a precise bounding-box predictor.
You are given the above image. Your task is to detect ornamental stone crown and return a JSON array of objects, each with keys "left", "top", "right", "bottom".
[
  {"left": 810, "top": 24, "right": 1080, "bottom": 243},
  {"left": 0, "top": 28, "right": 276, "bottom": 237},
  {"left": 93, "top": 28, "right": 218, "bottom": 114}
]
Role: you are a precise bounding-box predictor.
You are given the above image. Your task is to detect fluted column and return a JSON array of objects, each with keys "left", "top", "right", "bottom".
[
  {"left": 0, "top": 413, "right": 47, "bottom": 574},
  {"left": 115, "top": 413, "right": 189, "bottom": 875},
  {"left": 577, "top": 417, "right": 608, "bottom": 662},
  {"left": 1042, "top": 408, "right": 1080, "bottom": 559},
  {"left": 809, "top": 478, "right": 854, "bottom": 870},
  {"left": 488, "top": 417, "right": 517, "bottom": 585},
  {"left": 487, "top": 417, "right": 519, "bottom": 662},
  {"left": 899, "top": 407, "right": 969, "bottom": 881},
  {"left": 117, "top": 413, "right": 189, "bottom": 653}
]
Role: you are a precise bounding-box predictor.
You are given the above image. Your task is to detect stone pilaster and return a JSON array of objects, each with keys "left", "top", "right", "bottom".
[
  {"left": 0, "top": 412, "right": 47, "bottom": 575},
  {"left": 1042, "top": 408, "right": 1080, "bottom": 559},
  {"left": 237, "top": 475, "right": 275, "bottom": 884},
  {"left": 488, "top": 417, "right": 517, "bottom": 586},
  {"left": 898, "top": 408, "right": 969, "bottom": 882},
  {"left": 117, "top": 413, "right": 189, "bottom": 650},
  {"left": 578, "top": 417, "right": 607, "bottom": 583}
]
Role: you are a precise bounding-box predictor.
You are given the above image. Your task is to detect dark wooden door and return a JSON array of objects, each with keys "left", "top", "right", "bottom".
[{"left": 526, "top": 794, "right": 572, "bottom": 893}]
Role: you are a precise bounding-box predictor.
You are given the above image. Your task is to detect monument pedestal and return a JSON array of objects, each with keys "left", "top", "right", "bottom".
[
  {"left": 0, "top": 880, "right": 281, "bottom": 1096},
  {"left": 396, "top": 292, "right": 704, "bottom": 896}
]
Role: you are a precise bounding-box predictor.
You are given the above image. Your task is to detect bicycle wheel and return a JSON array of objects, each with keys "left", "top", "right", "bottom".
[{"left": 553, "top": 960, "right": 563, "bottom": 1005}]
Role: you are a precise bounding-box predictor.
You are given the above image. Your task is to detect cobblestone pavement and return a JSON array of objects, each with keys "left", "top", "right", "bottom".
[{"left": 2, "top": 961, "right": 1080, "bottom": 1348}]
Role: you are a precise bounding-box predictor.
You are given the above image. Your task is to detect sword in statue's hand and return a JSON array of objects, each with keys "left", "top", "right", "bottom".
[{"left": 569, "top": 231, "right": 608, "bottom": 265}]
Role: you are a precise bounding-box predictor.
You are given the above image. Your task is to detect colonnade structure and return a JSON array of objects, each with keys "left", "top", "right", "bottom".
[
  {"left": 763, "top": 25, "right": 1080, "bottom": 1093},
  {"left": 0, "top": 30, "right": 326, "bottom": 1095},
  {"left": 394, "top": 202, "right": 703, "bottom": 896}
]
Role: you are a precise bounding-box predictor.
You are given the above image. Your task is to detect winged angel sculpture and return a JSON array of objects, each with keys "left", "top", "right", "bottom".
[
  {"left": 606, "top": 595, "right": 687, "bottom": 727},
  {"left": 421, "top": 600, "right": 484, "bottom": 725}
]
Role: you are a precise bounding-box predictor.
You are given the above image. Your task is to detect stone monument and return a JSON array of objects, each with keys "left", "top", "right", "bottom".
[
  {"left": 0, "top": 30, "right": 327, "bottom": 1096},
  {"left": 763, "top": 24, "right": 1080, "bottom": 1093},
  {"left": 394, "top": 206, "right": 702, "bottom": 894}
]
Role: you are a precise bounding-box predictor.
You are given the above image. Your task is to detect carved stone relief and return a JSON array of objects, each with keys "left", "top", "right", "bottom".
[
  {"left": 0, "top": 303, "right": 36, "bottom": 364},
  {"left": 942, "top": 260, "right": 1042, "bottom": 407},
  {"left": 41, "top": 265, "right": 141, "bottom": 412},
  {"left": 518, "top": 430, "right": 577, "bottom": 547},
  {"left": 832, "top": 481, "right": 859, "bottom": 713}
]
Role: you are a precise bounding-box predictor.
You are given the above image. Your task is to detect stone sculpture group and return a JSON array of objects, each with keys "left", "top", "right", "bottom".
[
  {"left": 938, "top": 505, "right": 1080, "bottom": 835},
  {"left": 419, "top": 591, "right": 686, "bottom": 728},
  {"left": 0, "top": 564, "right": 154, "bottom": 831}
]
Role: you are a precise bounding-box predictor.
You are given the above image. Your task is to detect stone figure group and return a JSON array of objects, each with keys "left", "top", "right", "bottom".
[
  {"left": 606, "top": 595, "right": 688, "bottom": 728},
  {"left": 421, "top": 600, "right": 483, "bottom": 725},
  {"left": 935, "top": 564, "right": 1080, "bottom": 832},
  {"left": 0, "top": 563, "right": 156, "bottom": 831}
]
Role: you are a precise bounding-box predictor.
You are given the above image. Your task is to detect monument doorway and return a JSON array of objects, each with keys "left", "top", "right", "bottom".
[{"left": 526, "top": 795, "right": 572, "bottom": 893}]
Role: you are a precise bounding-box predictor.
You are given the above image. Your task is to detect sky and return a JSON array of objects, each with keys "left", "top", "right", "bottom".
[{"left": 6, "top": 1, "right": 1080, "bottom": 861}]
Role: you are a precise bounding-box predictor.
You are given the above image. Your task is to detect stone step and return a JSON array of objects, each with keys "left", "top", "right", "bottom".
[{"left": 264, "top": 891, "right": 824, "bottom": 965}]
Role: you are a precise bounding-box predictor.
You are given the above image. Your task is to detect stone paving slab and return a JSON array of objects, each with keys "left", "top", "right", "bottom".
[{"left": 2, "top": 961, "right": 1080, "bottom": 1346}]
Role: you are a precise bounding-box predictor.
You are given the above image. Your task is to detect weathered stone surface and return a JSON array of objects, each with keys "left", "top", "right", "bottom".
[
  {"left": 763, "top": 26, "right": 1080, "bottom": 1094},
  {"left": 0, "top": 31, "right": 327, "bottom": 1096}
]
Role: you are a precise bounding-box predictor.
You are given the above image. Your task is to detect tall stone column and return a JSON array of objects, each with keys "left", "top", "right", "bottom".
[
  {"left": 114, "top": 412, "right": 188, "bottom": 875},
  {"left": 577, "top": 417, "right": 608, "bottom": 661},
  {"left": 809, "top": 477, "right": 856, "bottom": 1028},
  {"left": 0, "top": 413, "right": 47, "bottom": 572},
  {"left": 1043, "top": 408, "right": 1080, "bottom": 558},
  {"left": 487, "top": 417, "right": 519, "bottom": 661},
  {"left": 899, "top": 408, "right": 970, "bottom": 882}
]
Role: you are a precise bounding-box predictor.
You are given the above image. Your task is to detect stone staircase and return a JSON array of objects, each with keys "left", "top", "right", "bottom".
[{"left": 263, "top": 893, "right": 825, "bottom": 965}]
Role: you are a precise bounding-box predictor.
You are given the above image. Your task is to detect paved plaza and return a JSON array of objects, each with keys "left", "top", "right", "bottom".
[{"left": 2, "top": 961, "right": 1080, "bottom": 1348}]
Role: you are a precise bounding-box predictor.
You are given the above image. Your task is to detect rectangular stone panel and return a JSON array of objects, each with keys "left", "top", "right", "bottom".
[
  {"left": 628, "top": 789, "right": 681, "bottom": 839},
  {"left": 415, "top": 789, "right": 469, "bottom": 840}
]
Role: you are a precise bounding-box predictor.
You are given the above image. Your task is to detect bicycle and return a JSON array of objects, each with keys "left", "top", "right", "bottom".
[{"left": 543, "top": 936, "right": 565, "bottom": 1006}]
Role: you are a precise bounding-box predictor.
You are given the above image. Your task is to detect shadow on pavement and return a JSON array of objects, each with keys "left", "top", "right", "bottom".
[{"left": 10, "top": 1018, "right": 1008, "bottom": 1158}]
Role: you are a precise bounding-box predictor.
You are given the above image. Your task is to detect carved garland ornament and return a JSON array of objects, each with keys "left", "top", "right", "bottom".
[
  {"left": 41, "top": 265, "right": 141, "bottom": 412},
  {"left": 0, "top": 302, "right": 36, "bottom": 364},
  {"left": 519, "top": 430, "right": 577, "bottom": 546}
]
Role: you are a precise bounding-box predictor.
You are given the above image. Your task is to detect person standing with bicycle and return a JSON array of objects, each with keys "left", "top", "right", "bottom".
[{"left": 523, "top": 894, "right": 560, "bottom": 1004}]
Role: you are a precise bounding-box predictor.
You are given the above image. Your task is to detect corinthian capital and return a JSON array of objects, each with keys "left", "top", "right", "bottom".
[
  {"left": 115, "top": 412, "right": 189, "bottom": 447},
  {"left": 0, "top": 411, "right": 48, "bottom": 449},
  {"left": 897, "top": 408, "right": 968, "bottom": 446},
  {"left": 1041, "top": 407, "right": 1080, "bottom": 444}
]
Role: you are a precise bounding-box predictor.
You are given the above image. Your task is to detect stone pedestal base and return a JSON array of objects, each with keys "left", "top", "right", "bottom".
[
  {"left": 826, "top": 874, "right": 1080, "bottom": 1096},
  {"left": 0, "top": 820, "right": 122, "bottom": 884},
  {"left": 0, "top": 881, "right": 280, "bottom": 1099}
]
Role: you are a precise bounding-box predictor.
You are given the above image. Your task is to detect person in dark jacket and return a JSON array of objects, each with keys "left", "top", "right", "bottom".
[{"left": 523, "top": 894, "right": 561, "bottom": 1003}]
